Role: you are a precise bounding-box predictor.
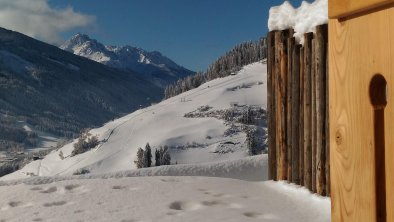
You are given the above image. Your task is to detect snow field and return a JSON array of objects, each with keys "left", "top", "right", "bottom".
[{"left": 0, "top": 175, "right": 330, "bottom": 222}]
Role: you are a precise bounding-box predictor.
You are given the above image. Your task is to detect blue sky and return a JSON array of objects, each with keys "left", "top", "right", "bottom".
[{"left": 48, "top": 0, "right": 308, "bottom": 71}]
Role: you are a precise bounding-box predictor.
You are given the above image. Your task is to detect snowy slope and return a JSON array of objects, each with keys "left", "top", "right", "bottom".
[
  {"left": 0, "top": 175, "right": 330, "bottom": 222},
  {"left": 0, "top": 61, "right": 331, "bottom": 221},
  {"left": 61, "top": 34, "right": 194, "bottom": 88},
  {"left": 2, "top": 62, "right": 267, "bottom": 180}
]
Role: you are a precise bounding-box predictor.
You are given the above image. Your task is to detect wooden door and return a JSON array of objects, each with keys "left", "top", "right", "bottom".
[{"left": 329, "top": 2, "right": 394, "bottom": 221}]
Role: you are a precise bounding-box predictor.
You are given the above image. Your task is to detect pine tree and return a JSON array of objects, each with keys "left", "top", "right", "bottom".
[
  {"left": 246, "top": 130, "right": 258, "bottom": 156},
  {"left": 134, "top": 147, "right": 144, "bottom": 168},
  {"left": 155, "top": 149, "right": 160, "bottom": 166},
  {"left": 164, "top": 37, "right": 267, "bottom": 99},
  {"left": 144, "top": 143, "right": 152, "bottom": 167},
  {"left": 160, "top": 146, "right": 171, "bottom": 165}
]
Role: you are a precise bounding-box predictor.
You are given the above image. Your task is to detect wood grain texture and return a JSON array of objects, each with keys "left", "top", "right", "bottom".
[
  {"left": 315, "top": 25, "right": 328, "bottom": 196},
  {"left": 287, "top": 36, "right": 294, "bottom": 182},
  {"left": 291, "top": 43, "right": 301, "bottom": 184},
  {"left": 275, "top": 30, "right": 289, "bottom": 181},
  {"left": 267, "top": 31, "right": 277, "bottom": 181},
  {"left": 329, "top": 4, "right": 394, "bottom": 221},
  {"left": 329, "top": 0, "right": 394, "bottom": 18},
  {"left": 303, "top": 33, "right": 313, "bottom": 191},
  {"left": 299, "top": 47, "right": 305, "bottom": 186},
  {"left": 311, "top": 38, "right": 317, "bottom": 193},
  {"left": 325, "top": 40, "right": 330, "bottom": 197}
]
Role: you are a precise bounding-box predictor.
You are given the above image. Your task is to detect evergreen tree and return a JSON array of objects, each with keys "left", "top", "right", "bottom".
[
  {"left": 246, "top": 130, "right": 258, "bottom": 156},
  {"left": 160, "top": 146, "right": 171, "bottom": 165},
  {"left": 164, "top": 38, "right": 267, "bottom": 99},
  {"left": 144, "top": 143, "right": 152, "bottom": 167},
  {"left": 155, "top": 149, "right": 160, "bottom": 166},
  {"left": 134, "top": 147, "right": 144, "bottom": 168}
]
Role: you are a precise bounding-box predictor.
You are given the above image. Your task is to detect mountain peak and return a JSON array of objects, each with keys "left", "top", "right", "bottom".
[
  {"left": 60, "top": 34, "right": 194, "bottom": 88},
  {"left": 71, "top": 33, "right": 92, "bottom": 42}
]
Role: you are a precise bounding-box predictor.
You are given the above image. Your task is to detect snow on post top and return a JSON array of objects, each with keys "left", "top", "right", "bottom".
[{"left": 268, "top": 0, "right": 328, "bottom": 44}]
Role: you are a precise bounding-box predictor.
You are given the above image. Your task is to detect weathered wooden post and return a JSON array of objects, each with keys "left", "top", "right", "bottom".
[
  {"left": 267, "top": 31, "right": 277, "bottom": 181},
  {"left": 325, "top": 43, "right": 330, "bottom": 197},
  {"left": 287, "top": 35, "right": 295, "bottom": 182},
  {"left": 315, "top": 24, "right": 328, "bottom": 196},
  {"left": 275, "top": 30, "right": 289, "bottom": 181},
  {"left": 299, "top": 46, "right": 305, "bottom": 186},
  {"left": 291, "top": 42, "right": 301, "bottom": 184},
  {"left": 303, "top": 32, "right": 313, "bottom": 191},
  {"left": 329, "top": 0, "right": 394, "bottom": 221},
  {"left": 311, "top": 38, "right": 318, "bottom": 193}
]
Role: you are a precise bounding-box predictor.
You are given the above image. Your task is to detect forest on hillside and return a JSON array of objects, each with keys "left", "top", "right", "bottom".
[{"left": 164, "top": 38, "right": 267, "bottom": 99}]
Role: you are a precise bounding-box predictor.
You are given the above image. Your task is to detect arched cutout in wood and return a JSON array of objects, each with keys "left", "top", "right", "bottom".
[{"left": 369, "top": 74, "right": 387, "bottom": 222}]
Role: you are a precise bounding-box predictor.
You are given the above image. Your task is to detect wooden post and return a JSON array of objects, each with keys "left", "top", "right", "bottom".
[
  {"left": 303, "top": 32, "right": 313, "bottom": 191},
  {"left": 287, "top": 36, "right": 295, "bottom": 182},
  {"left": 275, "top": 30, "right": 289, "bottom": 181},
  {"left": 299, "top": 47, "right": 305, "bottom": 186},
  {"left": 325, "top": 31, "right": 330, "bottom": 197},
  {"left": 315, "top": 25, "right": 327, "bottom": 196},
  {"left": 291, "top": 43, "right": 301, "bottom": 184},
  {"left": 311, "top": 38, "right": 317, "bottom": 193},
  {"left": 267, "top": 31, "right": 277, "bottom": 181}
]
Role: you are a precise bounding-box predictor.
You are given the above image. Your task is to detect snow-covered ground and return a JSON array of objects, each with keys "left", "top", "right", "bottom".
[
  {"left": 0, "top": 177, "right": 330, "bottom": 222},
  {"left": 0, "top": 155, "right": 330, "bottom": 222},
  {"left": 2, "top": 61, "right": 267, "bottom": 180}
]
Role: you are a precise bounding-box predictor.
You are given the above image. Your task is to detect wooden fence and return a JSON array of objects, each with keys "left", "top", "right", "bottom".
[{"left": 267, "top": 24, "right": 330, "bottom": 196}]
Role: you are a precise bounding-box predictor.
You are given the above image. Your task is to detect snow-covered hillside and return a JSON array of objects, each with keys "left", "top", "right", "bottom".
[
  {"left": 61, "top": 34, "right": 194, "bottom": 88},
  {"left": 2, "top": 62, "right": 267, "bottom": 180},
  {"left": 0, "top": 61, "right": 331, "bottom": 222},
  {"left": 0, "top": 174, "right": 330, "bottom": 222}
]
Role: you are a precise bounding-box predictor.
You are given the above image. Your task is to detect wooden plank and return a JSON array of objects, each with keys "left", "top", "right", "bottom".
[
  {"left": 329, "top": 0, "right": 394, "bottom": 19},
  {"left": 287, "top": 36, "right": 294, "bottom": 182},
  {"left": 312, "top": 38, "right": 317, "bottom": 193},
  {"left": 303, "top": 32, "right": 313, "bottom": 191},
  {"left": 325, "top": 40, "right": 330, "bottom": 197},
  {"left": 299, "top": 47, "right": 305, "bottom": 186},
  {"left": 267, "top": 31, "right": 277, "bottom": 181},
  {"left": 275, "top": 30, "right": 289, "bottom": 181},
  {"left": 315, "top": 25, "right": 327, "bottom": 196},
  {"left": 291, "top": 43, "right": 301, "bottom": 185},
  {"left": 329, "top": 6, "right": 394, "bottom": 220},
  {"left": 274, "top": 31, "right": 281, "bottom": 181}
]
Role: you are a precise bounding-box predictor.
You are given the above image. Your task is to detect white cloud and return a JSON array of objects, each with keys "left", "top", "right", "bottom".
[{"left": 0, "top": 0, "right": 96, "bottom": 44}]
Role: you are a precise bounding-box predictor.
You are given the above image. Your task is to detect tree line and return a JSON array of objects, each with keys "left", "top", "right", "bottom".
[
  {"left": 134, "top": 143, "right": 171, "bottom": 168},
  {"left": 164, "top": 38, "right": 267, "bottom": 99}
]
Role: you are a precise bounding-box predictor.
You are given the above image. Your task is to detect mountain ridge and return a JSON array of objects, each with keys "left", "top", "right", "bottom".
[
  {"left": 60, "top": 34, "right": 194, "bottom": 88},
  {"left": 0, "top": 27, "right": 162, "bottom": 151}
]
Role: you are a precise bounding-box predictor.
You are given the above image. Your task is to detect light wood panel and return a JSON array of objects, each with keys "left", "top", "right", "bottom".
[
  {"left": 329, "top": 0, "right": 394, "bottom": 19},
  {"left": 329, "top": 4, "right": 394, "bottom": 221}
]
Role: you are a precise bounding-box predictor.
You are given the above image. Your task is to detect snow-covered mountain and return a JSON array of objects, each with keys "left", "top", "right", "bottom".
[
  {"left": 0, "top": 27, "right": 162, "bottom": 152},
  {"left": 3, "top": 61, "right": 267, "bottom": 179},
  {"left": 61, "top": 34, "right": 194, "bottom": 88}
]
